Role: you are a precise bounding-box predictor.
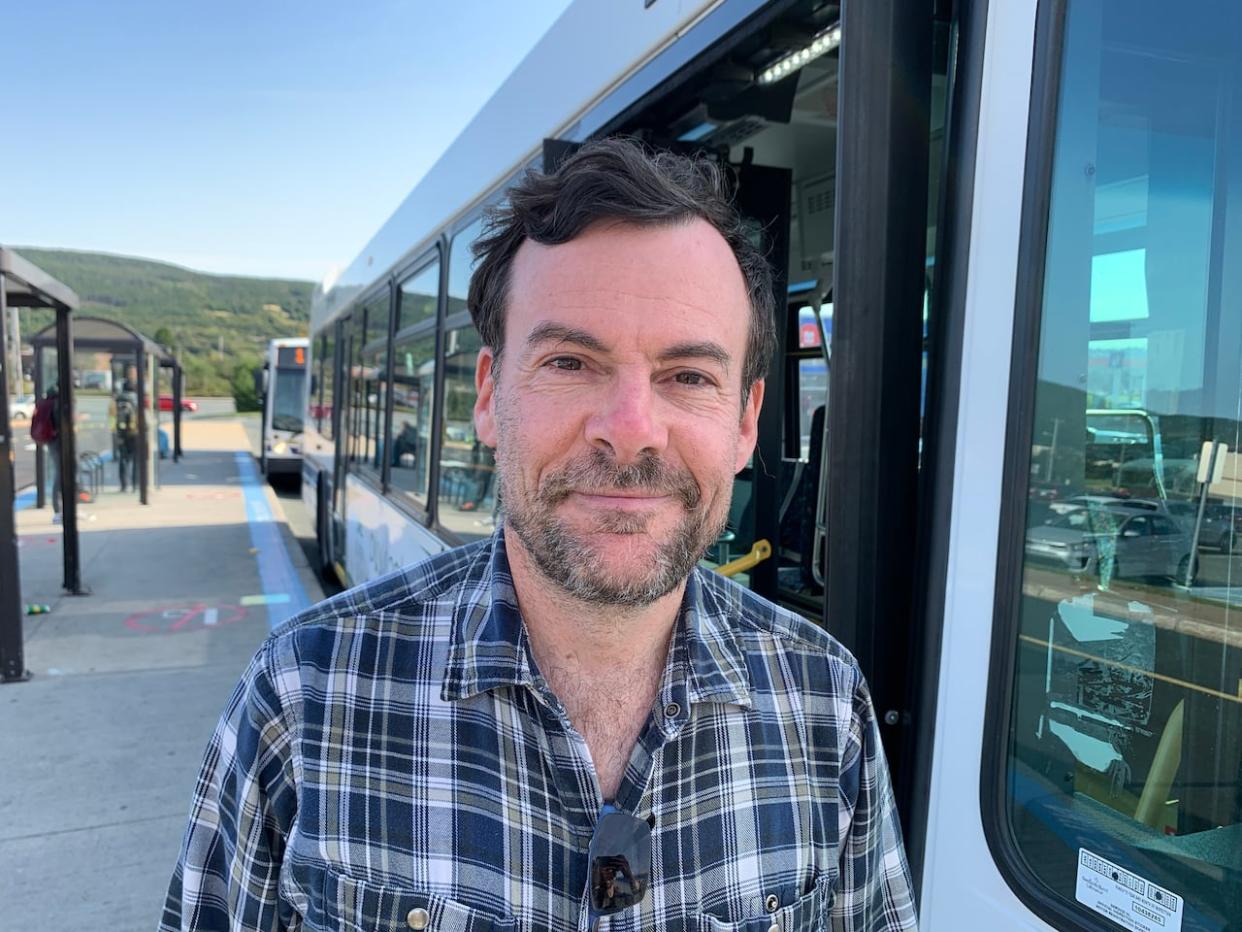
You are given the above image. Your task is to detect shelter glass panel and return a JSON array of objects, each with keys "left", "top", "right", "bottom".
[{"left": 1001, "top": 1, "right": 1242, "bottom": 926}]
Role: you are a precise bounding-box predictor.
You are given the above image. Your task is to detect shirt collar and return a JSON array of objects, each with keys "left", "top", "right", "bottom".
[{"left": 441, "top": 530, "right": 752, "bottom": 709}]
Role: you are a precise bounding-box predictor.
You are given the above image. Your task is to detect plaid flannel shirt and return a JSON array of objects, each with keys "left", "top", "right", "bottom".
[{"left": 161, "top": 531, "right": 917, "bottom": 931}]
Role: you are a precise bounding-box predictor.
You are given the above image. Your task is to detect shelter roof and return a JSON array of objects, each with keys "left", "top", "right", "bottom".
[
  {"left": 29, "top": 315, "right": 175, "bottom": 364},
  {"left": 0, "top": 246, "right": 79, "bottom": 310}
]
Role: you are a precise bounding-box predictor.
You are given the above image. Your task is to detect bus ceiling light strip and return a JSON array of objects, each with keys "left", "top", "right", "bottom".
[{"left": 757, "top": 25, "right": 841, "bottom": 86}]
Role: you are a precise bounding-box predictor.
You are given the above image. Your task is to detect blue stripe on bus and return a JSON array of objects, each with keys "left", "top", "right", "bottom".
[{"left": 234, "top": 452, "right": 312, "bottom": 629}]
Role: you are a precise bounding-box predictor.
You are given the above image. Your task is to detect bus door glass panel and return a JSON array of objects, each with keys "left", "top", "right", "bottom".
[
  {"left": 437, "top": 221, "right": 492, "bottom": 540},
  {"left": 331, "top": 317, "right": 350, "bottom": 556},
  {"left": 347, "top": 313, "right": 365, "bottom": 467},
  {"left": 438, "top": 324, "right": 492, "bottom": 541},
  {"left": 390, "top": 259, "right": 440, "bottom": 508},
  {"left": 307, "top": 336, "right": 321, "bottom": 433},
  {"left": 323, "top": 330, "right": 337, "bottom": 442},
  {"left": 358, "top": 296, "right": 391, "bottom": 481},
  {"left": 1001, "top": 1, "right": 1242, "bottom": 925}
]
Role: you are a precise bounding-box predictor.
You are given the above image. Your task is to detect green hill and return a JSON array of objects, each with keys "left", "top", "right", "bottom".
[{"left": 12, "top": 247, "right": 312, "bottom": 395}]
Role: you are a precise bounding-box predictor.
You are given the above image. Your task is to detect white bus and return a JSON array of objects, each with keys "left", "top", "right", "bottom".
[
  {"left": 300, "top": 1, "right": 1242, "bottom": 927},
  {"left": 258, "top": 336, "right": 308, "bottom": 479}
]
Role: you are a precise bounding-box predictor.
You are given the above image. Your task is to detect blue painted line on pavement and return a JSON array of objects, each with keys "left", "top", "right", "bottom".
[
  {"left": 234, "top": 452, "right": 312, "bottom": 629},
  {"left": 15, "top": 450, "right": 113, "bottom": 512}
]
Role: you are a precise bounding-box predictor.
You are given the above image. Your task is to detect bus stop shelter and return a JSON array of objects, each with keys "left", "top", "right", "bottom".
[
  {"left": 30, "top": 316, "right": 184, "bottom": 508},
  {"left": 1, "top": 247, "right": 80, "bottom": 683}
]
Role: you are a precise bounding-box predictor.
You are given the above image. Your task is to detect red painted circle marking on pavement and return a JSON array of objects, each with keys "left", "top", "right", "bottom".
[{"left": 123, "top": 602, "right": 248, "bottom": 634}]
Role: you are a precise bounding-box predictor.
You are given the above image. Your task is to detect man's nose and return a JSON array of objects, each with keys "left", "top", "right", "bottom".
[{"left": 585, "top": 372, "right": 668, "bottom": 463}]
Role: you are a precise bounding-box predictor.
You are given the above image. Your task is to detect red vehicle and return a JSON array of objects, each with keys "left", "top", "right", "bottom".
[{"left": 158, "top": 395, "right": 198, "bottom": 413}]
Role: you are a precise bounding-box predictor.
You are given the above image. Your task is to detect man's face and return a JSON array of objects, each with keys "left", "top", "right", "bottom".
[{"left": 474, "top": 218, "right": 764, "bottom": 606}]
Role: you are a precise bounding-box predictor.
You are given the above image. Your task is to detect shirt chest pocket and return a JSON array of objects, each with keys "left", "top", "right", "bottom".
[
  {"left": 696, "top": 877, "right": 834, "bottom": 932},
  {"left": 321, "top": 868, "right": 516, "bottom": 932}
]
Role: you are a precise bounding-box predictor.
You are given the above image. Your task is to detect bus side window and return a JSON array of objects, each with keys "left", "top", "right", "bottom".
[
  {"left": 993, "top": 1, "right": 1242, "bottom": 927},
  {"left": 389, "top": 259, "right": 440, "bottom": 509}
]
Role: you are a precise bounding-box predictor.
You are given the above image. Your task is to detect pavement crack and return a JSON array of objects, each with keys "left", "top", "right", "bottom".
[{"left": 0, "top": 810, "right": 185, "bottom": 844}]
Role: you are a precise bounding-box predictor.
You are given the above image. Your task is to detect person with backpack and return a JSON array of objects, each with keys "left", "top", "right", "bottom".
[
  {"left": 30, "top": 385, "right": 61, "bottom": 518},
  {"left": 111, "top": 380, "right": 139, "bottom": 493}
]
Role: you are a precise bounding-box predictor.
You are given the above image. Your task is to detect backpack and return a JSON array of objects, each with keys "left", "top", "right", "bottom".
[
  {"left": 115, "top": 396, "right": 137, "bottom": 435},
  {"left": 30, "top": 397, "right": 57, "bottom": 445}
]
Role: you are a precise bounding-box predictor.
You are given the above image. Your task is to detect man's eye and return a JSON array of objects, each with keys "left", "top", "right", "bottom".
[
  {"left": 548, "top": 357, "right": 582, "bottom": 371},
  {"left": 673, "top": 371, "right": 711, "bottom": 386}
]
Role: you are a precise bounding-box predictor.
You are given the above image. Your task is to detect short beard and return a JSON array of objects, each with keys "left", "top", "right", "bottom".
[{"left": 498, "top": 446, "right": 727, "bottom": 607}]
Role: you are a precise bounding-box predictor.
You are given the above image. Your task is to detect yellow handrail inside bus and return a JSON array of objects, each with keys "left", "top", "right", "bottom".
[{"left": 714, "top": 539, "right": 772, "bottom": 577}]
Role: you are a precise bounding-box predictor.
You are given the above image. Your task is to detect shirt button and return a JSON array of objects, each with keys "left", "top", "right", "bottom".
[
  {"left": 663, "top": 702, "right": 681, "bottom": 719},
  {"left": 406, "top": 906, "right": 430, "bottom": 929},
  {"left": 765, "top": 894, "right": 780, "bottom": 912}
]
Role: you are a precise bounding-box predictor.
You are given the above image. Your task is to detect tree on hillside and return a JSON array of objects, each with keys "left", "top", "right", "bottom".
[{"left": 231, "top": 359, "right": 263, "bottom": 412}]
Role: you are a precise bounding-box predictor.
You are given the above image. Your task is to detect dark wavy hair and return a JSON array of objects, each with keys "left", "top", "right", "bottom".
[{"left": 467, "top": 137, "right": 776, "bottom": 401}]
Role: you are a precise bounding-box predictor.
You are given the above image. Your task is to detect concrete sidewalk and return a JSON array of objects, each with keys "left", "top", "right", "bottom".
[{"left": 0, "top": 419, "right": 324, "bottom": 929}]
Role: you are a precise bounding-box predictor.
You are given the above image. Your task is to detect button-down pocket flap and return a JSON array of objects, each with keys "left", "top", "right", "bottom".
[
  {"left": 325, "top": 869, "right": 515, "bottom": 932},
  {"left": 697, "top": 878, "right": 833, "bottom": 932}
]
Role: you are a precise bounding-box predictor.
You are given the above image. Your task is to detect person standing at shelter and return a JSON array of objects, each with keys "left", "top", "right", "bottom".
[
  {"left": 161, "top": 139, "right": 917, "bottom": 931},
  {"left": 30, "top": 384, "right": 61, "bottom": 519},
  {"left": 110, "top": 379, "right": 138, "bottom": 492}
]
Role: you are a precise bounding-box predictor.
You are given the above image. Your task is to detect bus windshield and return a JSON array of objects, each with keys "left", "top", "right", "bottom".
[{"left": 271, "top": 367, "right": 305, "bottom": 434}]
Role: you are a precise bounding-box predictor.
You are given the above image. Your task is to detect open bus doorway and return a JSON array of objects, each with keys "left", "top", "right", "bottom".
[{"left": 597, "top": 1, "right": 949, "bottom": 629}]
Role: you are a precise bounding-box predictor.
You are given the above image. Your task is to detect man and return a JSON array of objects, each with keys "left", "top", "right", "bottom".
[
  {"left": 161, "top": 139, "right": 916, "bottom": 931},
  {"left": 111, "top": 379, "right": 139, "bottom": 492}
]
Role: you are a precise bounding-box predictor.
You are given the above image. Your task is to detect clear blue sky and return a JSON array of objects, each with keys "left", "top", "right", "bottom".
[{"left": 0, "top": 0, "right": 573, "bottom": 283}]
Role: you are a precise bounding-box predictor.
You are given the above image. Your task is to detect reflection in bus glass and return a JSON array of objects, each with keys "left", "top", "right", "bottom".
[{"left": 1003, "top": 1, "right": 1242, "bottom": 927}]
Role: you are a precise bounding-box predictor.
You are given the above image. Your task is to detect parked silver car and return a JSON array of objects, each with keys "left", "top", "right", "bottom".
[
  {"left": 1026, "top": 503, "right": 1198, "bottom": 583},
  {"left": 8, "top": 394, "right": 35, "bottom": 421}
]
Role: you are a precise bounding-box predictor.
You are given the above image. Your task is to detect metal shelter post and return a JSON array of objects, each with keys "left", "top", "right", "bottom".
[
  {"left": 172, "top": 360, "right": 183, "bottom": 461},
  {"left": 33, "top": 349, "right": 44, "bottom": 509},
  {"left": 137, "top": 346, "right": 149, "bottom": 505},
  {"left": 0, "top": 275, "right": 28, "bottom": 682},
  {"left": 56, "top": 307, "right": 83, "bottom": 594}
]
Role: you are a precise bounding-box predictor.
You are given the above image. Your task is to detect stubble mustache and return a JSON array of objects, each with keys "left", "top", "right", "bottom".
[{"left": 535, "top": 448, "right": 702, "bottom": 512}]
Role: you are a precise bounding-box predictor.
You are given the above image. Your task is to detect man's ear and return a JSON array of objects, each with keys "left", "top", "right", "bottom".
[
  {"left": 735, "top": 379, "right": 765, "bottom": 473},
  {"left": 474, "top": 346, "right": 499, "bottom": 447}
]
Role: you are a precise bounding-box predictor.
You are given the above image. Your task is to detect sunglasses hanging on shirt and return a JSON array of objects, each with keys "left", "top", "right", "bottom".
[{"left": 587, "top": 804, "right": 653, "bottom": 930}]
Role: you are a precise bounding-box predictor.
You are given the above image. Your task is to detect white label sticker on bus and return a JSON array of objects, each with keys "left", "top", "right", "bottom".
[{"left": 1076, "top": 848, "right": 1183, "bottom": 932}]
